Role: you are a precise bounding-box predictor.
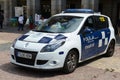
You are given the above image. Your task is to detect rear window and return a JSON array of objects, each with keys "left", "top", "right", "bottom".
[{"left": 94, "top": 16, "right": 109, "bottom": 30}]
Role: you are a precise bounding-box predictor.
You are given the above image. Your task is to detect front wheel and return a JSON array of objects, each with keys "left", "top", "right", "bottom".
[
  {"left": 63, "top": 50, "right": 78, "bottom": 73},
  {"left": 104, "top": 40, "right": 115, "bottom": 57}
]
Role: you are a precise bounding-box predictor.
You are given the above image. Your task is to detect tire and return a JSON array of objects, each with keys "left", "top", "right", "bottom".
[
  {"left": 63, "top": 50, "right": 78, "bottom": 73},
  {"left": 104, "top": 40, "right": 115, "bottom": 57}
]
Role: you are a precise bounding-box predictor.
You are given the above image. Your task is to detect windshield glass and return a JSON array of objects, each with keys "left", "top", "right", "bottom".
[{"left": 35, "top": 16, "right": 83, "bottom": 33}]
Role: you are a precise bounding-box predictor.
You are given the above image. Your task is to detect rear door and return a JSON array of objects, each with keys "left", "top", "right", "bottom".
[{"left": 93, "top": 16, "right": 110, "bottom": 54}]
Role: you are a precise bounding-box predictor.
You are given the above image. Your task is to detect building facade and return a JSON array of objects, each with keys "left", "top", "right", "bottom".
[{"left": 0, "top": 0, "right": 120, "bottom": 27}]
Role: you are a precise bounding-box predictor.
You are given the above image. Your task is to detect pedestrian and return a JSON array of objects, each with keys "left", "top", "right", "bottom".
[
  {"left": 35, "top": 13, "right": 40, "bottom": 26},
  {"left": 29, "top": 15, "right": 34, "bottom": 29},
  {"left": 0, "top": 12, "right": 4, "bottom": 29},
  {"left": 38, "top": 16, "right": 47, "bottom": 26},
  {"left": 41, "top": 16, "right": 46, "bottom": 23},
  {"left": 18, "top": 14, "right": 24, "bottom": 31}
]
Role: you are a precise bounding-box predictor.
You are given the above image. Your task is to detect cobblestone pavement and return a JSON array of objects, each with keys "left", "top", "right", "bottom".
[{"left": 0, "top": 27, "right": 120, "bottom": 80}]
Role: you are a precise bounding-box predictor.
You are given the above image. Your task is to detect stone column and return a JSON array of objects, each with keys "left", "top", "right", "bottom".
[
  {"left": 57, "top": 0, "right": 61, "bottom": 13},
  {"left": 35, "top": 0, "right": 41, "bottom": 14},
  {"left": 81, "top": 0, "right": 90, "bottom": 8},
  {"left": 4, "top": 0, "right": 9, "bottom": 26},
  {"left": 27, "top": 0, "right": 35, "bottom": 17},
  {"left": 32, "top": 0, "right": 35, "bottom": 18},
  {"left": 26, "top": 0, "right": 31, "bottom": 17},
  {"left": 51, "top": 0, "right": 57, "bottom": 15},
  {"left": 0, "top": 0, "right": 4, "bottom": 10},
  {"left": 9, "top": 0, "right": 12, "bottom": 18},
  {"left": 81, "top": 0, "right": 99, "bottom": 11},
  {"left": 62, "top": 0, "right": 66, "bottom": 11},
  {"left": 51, "top": 0, "right": 66, "bottom": 15},
  {"left": 58, "top": 0, "right": 66, "bottom": 12},
  {"left": 90, "top": 0, "right": 99, "bottom": 11}
]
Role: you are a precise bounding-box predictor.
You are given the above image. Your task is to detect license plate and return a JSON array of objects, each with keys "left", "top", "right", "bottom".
[{"left": 17, "top": 52, "right": 32, "bottom": 59}]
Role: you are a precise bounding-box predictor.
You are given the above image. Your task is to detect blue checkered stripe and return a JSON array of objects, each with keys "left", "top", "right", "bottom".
[
  {"left": 98, "top": 31, "right": 108, "bottom": 47},
  {"left": 19, "top": 34, "right": 67, "bottom": 44}
]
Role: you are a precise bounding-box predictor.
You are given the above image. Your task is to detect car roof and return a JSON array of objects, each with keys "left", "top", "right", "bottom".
[
  {"left": 54, "top": 13, "right": 106, "bottom": 18},
  {"left": 53, "top": 9, "right": 107, "bottom": 18}
]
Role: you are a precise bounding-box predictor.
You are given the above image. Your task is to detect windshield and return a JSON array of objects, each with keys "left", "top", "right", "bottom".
[{"left": 35, "top": 16, "right": 83, "bottom": 33}]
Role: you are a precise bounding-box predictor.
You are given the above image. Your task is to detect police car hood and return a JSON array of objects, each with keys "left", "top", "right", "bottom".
[{"left": 18, "top": 31, "right": 67, "bottom": 44}]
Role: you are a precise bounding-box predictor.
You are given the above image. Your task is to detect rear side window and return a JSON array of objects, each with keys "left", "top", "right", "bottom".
[{"left": 94, "top": 16, "right": 109, "bottom": 30}]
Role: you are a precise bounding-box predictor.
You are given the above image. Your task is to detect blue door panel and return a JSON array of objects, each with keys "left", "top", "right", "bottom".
[{"left": 80, "top": 28, "right": 110, "bottom": 60}]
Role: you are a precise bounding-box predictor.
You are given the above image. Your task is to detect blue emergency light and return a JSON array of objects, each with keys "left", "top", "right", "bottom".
[{"left": 64, "top": 9, "right": 94, "bottom": 13}]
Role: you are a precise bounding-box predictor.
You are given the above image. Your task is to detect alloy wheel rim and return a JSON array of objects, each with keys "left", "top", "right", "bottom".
[{"left": 67, "top": 53, "right": 77, "bottom": 71}]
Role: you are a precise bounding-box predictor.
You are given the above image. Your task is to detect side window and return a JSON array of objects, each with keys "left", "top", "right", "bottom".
[
  {"left": 94, "top": 16, "right": 108, "bottom": 30},
  {"left": 80, "top": 16, "right": 95, "bottom": 34},
  {"left": 84, "top": 17, "right": 94, "bottom": 28}
]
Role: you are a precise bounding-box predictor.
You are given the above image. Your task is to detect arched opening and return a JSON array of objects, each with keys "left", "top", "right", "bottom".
[
  {"left": 40, "top": 0, "right": 51, "bottom": 18},
  {"left": 66, "top": 0, "right": 81, "bottom": 9},
  {"left": 16, "top": 0, "right": 26, "bottom": 6}
]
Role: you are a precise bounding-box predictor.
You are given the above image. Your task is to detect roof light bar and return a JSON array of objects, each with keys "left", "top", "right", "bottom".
[{"left": 64, "top": 9, "right": 94, "bottom": 13}]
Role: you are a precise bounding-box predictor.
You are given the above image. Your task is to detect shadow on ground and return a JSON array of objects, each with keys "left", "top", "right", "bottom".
[
  {"left": 0, "top": 62, "right": 64, "bottom": 78},
  {"left": 0, "top": 55, "right": 104, "bottom": 78},
  {"left": 0, "top": 26, "right": 29, "bottom": 34}
]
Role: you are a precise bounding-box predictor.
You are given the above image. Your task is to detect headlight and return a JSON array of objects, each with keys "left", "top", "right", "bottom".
[
  {"left": 12, "top": 39, "right": 17, "bottom": 48},
  {"left": 41, "top": 39, "right": 65, "bottom": 52}
]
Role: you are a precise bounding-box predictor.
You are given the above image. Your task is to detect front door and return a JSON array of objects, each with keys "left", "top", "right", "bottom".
[{"left": 80, "top": 30, "right": 100, "bottom": 60}]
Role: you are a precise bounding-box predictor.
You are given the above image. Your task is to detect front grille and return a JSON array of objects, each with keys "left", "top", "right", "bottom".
[{"left": 14, "top": 49, "right": 37, "bottom": 66}]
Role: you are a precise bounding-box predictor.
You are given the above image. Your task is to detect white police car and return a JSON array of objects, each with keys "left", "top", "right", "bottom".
[{"left": 10, "top": 9, "right": 116, "bottom": 73}]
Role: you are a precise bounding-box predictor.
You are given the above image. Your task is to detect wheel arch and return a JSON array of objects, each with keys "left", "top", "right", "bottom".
[
  {"left": 106, "top": 39, "right": 115, "bottom": 50},
  {"left": 67, "top": 48, "right": 80, "bottom": 63},
  {"left": 104, "top": 38, "right": 116, "bottom": 57},
  {"left": 63, "top": 48, "right": 80, "bottom": 73},
  {"left": 108, "top": 39, "right": 115, "bottom": 47}
]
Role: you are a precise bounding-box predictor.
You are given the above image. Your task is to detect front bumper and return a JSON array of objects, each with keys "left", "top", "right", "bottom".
[{"left": 10, "top": 47, "right": 66, "bottom": 70}]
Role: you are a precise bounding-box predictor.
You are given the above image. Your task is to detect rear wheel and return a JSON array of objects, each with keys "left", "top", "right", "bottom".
[
  {"left": 63, "top": 50, "right": 78, "bottom": 73},
  {"left": 104, "top": 40, "right": 115, "bottom": 57}
]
